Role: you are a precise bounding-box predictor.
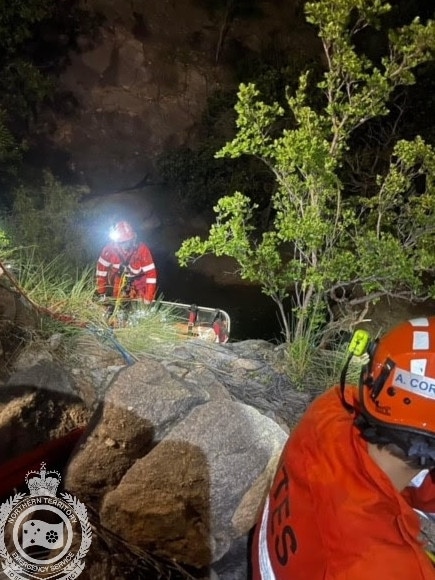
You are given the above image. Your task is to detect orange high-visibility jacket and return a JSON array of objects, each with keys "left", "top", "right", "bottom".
[
  {"left": 96, "top": 242, "right": 157, "bottom": 302},
  {"left": 251, "top": 386, "right": 435, "bottom": 580}
]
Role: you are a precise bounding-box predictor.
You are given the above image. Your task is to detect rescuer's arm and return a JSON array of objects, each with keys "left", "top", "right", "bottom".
[{"left": 96, "top": 247, "right": 112, "bottom": 296}]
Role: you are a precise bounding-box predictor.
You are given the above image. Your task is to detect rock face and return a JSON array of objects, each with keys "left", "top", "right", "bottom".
[
  {"left": 0, "top": 285, "right": 314, "bottom": 579},
  {"left": 38, "top": 0, "right": 317, "bottom": 193},
  {"left": 64, "top": 340, "right": 306, "bottom": 577},
  {"left": 0, "top": 280, "right": 315, "bottom": 578},
  {"left": 0, "top": 370, "right": 91, "bottom": 464},
  {"left": 100, "top": 399, "right": 286, "bottom": 568}
]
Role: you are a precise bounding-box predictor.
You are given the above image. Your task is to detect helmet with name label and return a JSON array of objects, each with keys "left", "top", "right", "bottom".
[{"left": 359, "top": 316, "right": 435, "bottom": 437}]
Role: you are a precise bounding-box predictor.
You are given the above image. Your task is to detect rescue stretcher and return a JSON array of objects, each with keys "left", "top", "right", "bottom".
[
  {"left": 159, "top": 300, "right": 230, "bottom": 344},
  {"left": 109, "top": 272, "right": 231, "bottom": 344},
  {"left": 109, "top": 299, "right": 231, "bottom": 344}
]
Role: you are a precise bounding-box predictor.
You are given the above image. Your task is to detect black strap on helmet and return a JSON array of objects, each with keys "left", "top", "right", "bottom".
[
  {"left": 340, "top": 352, "right": 356, "bottom": 413},
  {"left": 369, "top": 358, "right": 395, "bottom": 400}
]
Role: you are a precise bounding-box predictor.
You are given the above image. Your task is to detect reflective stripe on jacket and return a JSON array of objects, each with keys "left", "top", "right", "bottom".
[
  {"left": 96, "top": 242, "right": 157, "bottom": 302},
  {"left": 251, "top": 386, "right": 435, "bottom": 580}
]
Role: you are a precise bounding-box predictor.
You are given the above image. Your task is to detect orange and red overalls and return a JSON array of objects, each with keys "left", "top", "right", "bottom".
[
  {"left": 96, "top": 242, "right": 157, "bottom": 302},
  {"left": 251, "top": 386, "right": 435, "bottom": 579}
]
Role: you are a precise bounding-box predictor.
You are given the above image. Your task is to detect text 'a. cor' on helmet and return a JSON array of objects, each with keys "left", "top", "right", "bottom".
[
  {"left": 109, "top": 221, "right": 136, "bottom": 243},
  {"left": 359, "top": 317, "right": 435, "bottom": 438}
]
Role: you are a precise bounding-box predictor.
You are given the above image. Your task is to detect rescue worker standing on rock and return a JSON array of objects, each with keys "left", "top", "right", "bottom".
[
  {"left": 96, "top": 220, "right": 157, "bottom": 304},
  {"left": 252, "top": 317, "right": 435, "bottom": 579}
]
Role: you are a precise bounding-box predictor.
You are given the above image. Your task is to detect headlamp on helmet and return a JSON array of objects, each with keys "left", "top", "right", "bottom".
[{"left": 109, "top": 221, "right": 136, "bottom": 243}]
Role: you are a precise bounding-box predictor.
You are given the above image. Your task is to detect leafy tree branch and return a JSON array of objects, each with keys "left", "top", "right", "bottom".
[{"left": 177, "top": 0, "right": 435, "bottom": 343}]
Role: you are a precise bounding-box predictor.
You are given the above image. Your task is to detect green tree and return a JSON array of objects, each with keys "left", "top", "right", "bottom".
[{"left": 177, "top": 0, "right": 435, "bottom": 342}]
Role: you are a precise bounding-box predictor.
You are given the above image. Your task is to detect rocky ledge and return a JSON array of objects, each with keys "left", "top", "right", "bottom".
[{"left": 0, "top": 292, "right": 317, "bottom": 579}]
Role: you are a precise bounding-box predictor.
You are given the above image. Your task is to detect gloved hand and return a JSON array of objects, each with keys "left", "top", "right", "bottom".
[
  {"left": 119, "top": 262, "right": 129, "bottom": 275},
  {"left": 143, "top": 299, "right": 151, "bottom": 305},
  {"left": 97, "top": 294, "right": 107, "bottom": 303}
]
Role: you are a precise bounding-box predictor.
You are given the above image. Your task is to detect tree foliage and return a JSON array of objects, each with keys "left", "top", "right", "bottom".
[
  {"left": 0, "top": 0, "right": 55, "bottom": 183},
  {"left": 177, "top": 0, "right": 435, "bottom": 342},
  {"left": 0, "top": 0, "right": 100, "bottom": 207},
  {"left": 6, "top": 172, "right": 93, "bottom": 270}
]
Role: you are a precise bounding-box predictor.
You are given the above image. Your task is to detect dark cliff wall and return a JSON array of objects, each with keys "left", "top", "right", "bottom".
[{"left": 34, "top": 0, "right": 317, "bottom": 194}]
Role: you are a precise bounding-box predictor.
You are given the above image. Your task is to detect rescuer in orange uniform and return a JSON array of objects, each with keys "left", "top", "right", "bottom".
[
  {"left": 96, "top": 220, "right": 157, "bottom": 304},
  {"left": 252, "top": 317, "right": 435, "bottom": 579}
]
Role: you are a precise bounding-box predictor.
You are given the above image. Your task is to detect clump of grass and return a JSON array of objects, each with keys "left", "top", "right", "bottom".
[
  {"left": 3, "top": 250, "right": 186, "bottom": 361},
  {"left": 284, "top": 317, "right": 364, "bottom": 391},
  {"left": 12, "top": 250, "right": 101, "bottom": 330},
  {"left": 113, "top": 302, "right": 186, "bottom": 357},
  {"left": 286, "top": 338, "right": 364, "bottom": 391}
]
